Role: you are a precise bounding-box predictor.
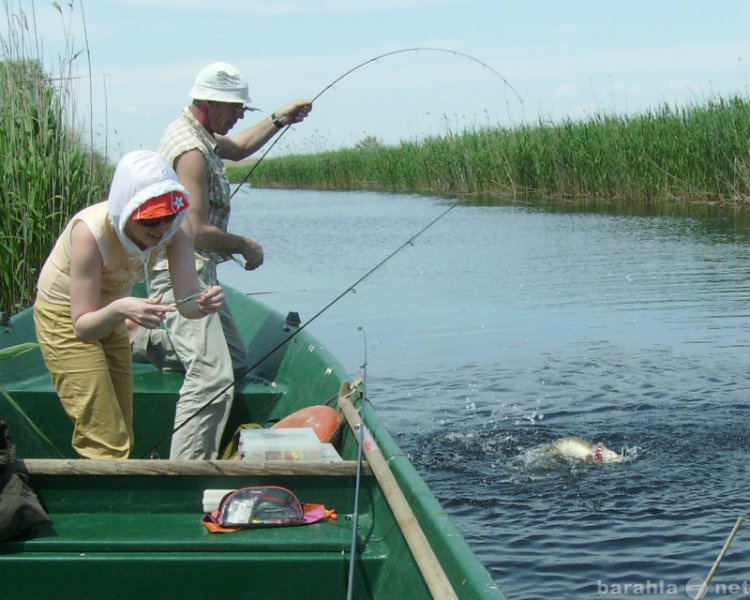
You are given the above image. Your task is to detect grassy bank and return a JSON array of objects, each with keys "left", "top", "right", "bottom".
[
  {"left": 1, "top": 2, "right": 110, "bottom": 313},
  {"left": 231, "top": 96, "right": 750, "bottom": 207}
]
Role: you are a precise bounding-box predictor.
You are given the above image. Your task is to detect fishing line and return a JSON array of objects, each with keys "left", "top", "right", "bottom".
[
  {"left": 229, "top": 47, "right": 521, "bottom": 199},
  {"left": 142, "top": 202, "right": 458, "bottom": 458},
  {"left": 346, "top": 327, "right": 368, "bottom": 600}
]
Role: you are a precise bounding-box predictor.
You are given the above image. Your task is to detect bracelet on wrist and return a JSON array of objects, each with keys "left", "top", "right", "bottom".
[{"left": 271, "top": 113, "right": 284, "bottom": 129}]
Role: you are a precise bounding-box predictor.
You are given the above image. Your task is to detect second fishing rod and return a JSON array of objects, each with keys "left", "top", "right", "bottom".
[{"left": 142, "top": 202, "right": 457, "bottom": 457}]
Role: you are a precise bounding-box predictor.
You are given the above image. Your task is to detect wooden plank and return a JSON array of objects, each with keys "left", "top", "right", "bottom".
[
  {"left": 16, "top": 458, "right": 371, "bottom": 477},
  {"left": 338, "top": 385, "right": 459, "bottom": 600}
]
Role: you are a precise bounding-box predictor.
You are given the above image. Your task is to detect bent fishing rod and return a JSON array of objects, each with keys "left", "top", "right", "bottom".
[
  {"left": 142, "top": 202, "right": 457, "bottom": 458},
  {"left": 229, "top": 46, "right": 522, "bottom": 200}
]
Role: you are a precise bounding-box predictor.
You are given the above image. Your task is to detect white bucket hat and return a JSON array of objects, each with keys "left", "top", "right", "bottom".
[{"left": 188, "top": 62, "right": 258, "bottom": 109}]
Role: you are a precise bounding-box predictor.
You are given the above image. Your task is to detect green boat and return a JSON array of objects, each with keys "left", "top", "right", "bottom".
[{"left": 0, "top": 285, "right": 505, "bottom": 600}]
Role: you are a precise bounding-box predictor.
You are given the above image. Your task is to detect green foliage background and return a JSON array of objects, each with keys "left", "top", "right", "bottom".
[
  {"left": 233, "top": 97, "right": 750, "bottom": 207},
  {"left": 0, "top": 4, "right": 110, "bottom": 314}
]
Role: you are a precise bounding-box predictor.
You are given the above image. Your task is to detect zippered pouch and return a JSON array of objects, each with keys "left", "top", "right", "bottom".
[{"left": 202, "top": 486, "right": 336, "bottom": 533}]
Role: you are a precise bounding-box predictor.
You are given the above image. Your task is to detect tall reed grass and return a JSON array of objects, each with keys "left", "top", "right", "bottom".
[
  {"left": 1, "top": 1, "right": 110, "bottom": 313},
  {"left": 233, "top": 96, "right": 750, "bottom": 208}
]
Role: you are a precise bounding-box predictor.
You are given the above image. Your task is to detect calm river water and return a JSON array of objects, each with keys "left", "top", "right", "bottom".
[{"left": 228, "top": 188, "right": 749, "bottom": 600}]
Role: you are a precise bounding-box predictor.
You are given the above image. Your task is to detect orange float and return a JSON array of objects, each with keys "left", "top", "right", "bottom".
[{"left": 271, "top": 405, "right": 342, "bottom": 444}]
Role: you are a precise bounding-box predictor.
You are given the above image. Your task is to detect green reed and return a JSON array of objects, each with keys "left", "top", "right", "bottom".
[
  {"left": 233, "top": 96, "right": 750, "bottom": 208},
  {"left": 1, "top": 1, "right": 110, "bottom": 313}
]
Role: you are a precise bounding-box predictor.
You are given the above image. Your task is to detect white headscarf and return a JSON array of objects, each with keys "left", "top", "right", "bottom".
[{"left": 107, "top": 150, "right": 189, "bottom": 259}]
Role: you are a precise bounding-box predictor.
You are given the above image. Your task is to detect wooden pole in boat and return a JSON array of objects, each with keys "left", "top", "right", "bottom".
[
  {"left": 694, "top": 514, "right": 744, "bottom": 600},
  {"left": 338, "top": 387, "right": 459, "bottom": 600}
]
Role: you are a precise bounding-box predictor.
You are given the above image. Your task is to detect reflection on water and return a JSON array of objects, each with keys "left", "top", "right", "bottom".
[
  {"left": 229, "top": 189, "right": 749, "bottom": 600},
  {"left": 467, "top": 193, "right": 750, "bottom": 242}
]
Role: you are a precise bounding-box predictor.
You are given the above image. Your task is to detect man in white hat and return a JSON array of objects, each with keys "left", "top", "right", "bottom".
[{"left": 132, "top": 62, "right": 312, "bottom": 460}]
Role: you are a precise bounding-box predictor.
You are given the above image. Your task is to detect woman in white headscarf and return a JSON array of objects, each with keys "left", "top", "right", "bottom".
[{"left": 34, "top": 150, "right": 224, "bottom": 459}]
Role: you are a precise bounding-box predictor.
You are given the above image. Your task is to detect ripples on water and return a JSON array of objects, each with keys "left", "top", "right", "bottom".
[
  {"left": 377, "top": 349, "right": 748, "bottom": 599},
  {"left": 231, "top": 190, "right": 749, "bottom": 599}
]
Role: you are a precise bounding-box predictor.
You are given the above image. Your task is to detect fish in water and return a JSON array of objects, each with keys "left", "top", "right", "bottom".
[{"left": 546, "top": 437, "right": 623, "bottom": 464}]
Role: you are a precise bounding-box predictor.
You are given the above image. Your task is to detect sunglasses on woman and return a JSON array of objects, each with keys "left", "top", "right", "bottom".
[{"left": 137, "top": 214, "right": 178, "bottom": 228}]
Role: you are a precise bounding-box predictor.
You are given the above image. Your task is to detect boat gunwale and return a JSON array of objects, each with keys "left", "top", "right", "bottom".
[{"left": 16, "top": 458, "right": 372, "bottom": 477}]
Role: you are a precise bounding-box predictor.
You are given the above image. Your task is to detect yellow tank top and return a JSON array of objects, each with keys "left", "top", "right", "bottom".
[{"left": 37, "top": 202, "right": 156, "bottom": 305}]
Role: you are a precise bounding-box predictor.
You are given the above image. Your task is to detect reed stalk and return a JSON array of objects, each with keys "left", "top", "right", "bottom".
[{"left": 0, "top": 0, "right": 110, "bottom": 313}]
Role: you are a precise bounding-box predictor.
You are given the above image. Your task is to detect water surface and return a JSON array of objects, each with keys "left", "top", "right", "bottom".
[{"left": 228, "top": 189, "right": 749, "bottom": 599}]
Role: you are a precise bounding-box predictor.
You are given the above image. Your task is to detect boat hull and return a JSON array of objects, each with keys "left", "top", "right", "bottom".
[{"left": 0, "top": 287, "right": 505, "bottom": 599}]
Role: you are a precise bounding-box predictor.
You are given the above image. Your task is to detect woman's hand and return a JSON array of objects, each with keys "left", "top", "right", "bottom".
[
  {"left": 196, "top": 285, "right": 225, "bottom": 315},
  {"left": 119, "top": 293, "right": 176, "bottom": 329}
]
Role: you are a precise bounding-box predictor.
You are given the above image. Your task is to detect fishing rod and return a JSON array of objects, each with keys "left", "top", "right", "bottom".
[
  {"left": 229, "top": 46, "right": 522, "bottom": 199},
  {"left": 142, "top": 202, "right": 458, "bottom": 458},
  {"left": 346, "top": 327, "right": 368, "bottom": 600}
]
